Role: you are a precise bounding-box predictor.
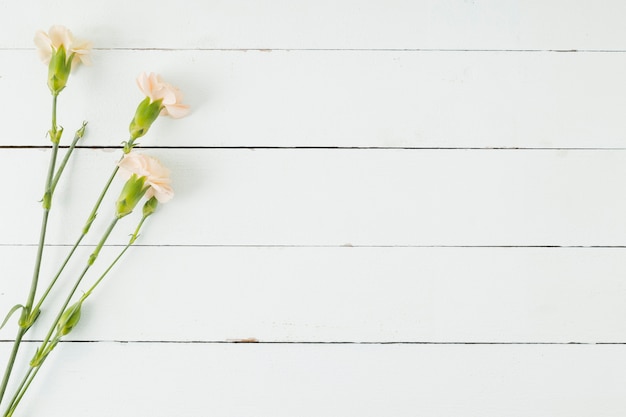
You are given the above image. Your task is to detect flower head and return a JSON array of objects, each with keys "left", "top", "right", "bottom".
[
  {"left": 34, "top": 25, "right": 92, "bottom": 93},
  {"left": 128, "top": 72, "right": 189, "bottom": 140},
  {"left": 136, "top": 72, "right": 189, "bottom": 118},
  {"left": 34, "top": 25, "right": 92, "bottom": 67},
  {"left": 117, "top": 153, "right": 174, "bottom": 204}
]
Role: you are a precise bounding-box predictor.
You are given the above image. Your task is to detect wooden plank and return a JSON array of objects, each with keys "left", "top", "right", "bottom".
[
  {"left": 2, "top": 246, "right": 626, "bottom": 343},
  {"left": 2, "top": 50, "right": 626, "bottom": 149},
  {"left": 1, "top": 148, "right": 626, "bottom": 247},
  {"left": 0, "top": 342, "right": 624, "bottom": 416},
  {"left": 1, "top": 1, "right": 626, "bottom": 50}
]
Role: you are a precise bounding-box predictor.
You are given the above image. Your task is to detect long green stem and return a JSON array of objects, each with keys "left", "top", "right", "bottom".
[
  {"left": 0, "top": 331, "right": 24, "bottom": 411},
  {"left": 82, "top": 214, "right": 148, "bottom": 301},
  {"left": 83, "top": 166, "right": 119, "bottom": 235},
  {"left": 28, "top": 94, "right": 60, "bottom": 310},
  {"left": 3, "top": 368, "right": 35, "bottom": 417},
  {"left": 50, "top": 122, "right": 87, "bottom": 194},
  {"left": 31, "top": 234, "right": 84, "bottom": 318},
  {"left": 3, "top": 217, "right": 122, "bottom": 416},
  {"left": 30, "top": 133, "right": 135, "bottom": 320},
  {"left": 31, "top": 164, "right": 119, "bottom": 314},
  {"left": 29, "top": 133, "right": 137, "bottom": 323},
  {"left": 2, "top": 129, "right": 138, "bottom": 413},
  {"left": 1, "top": 137, "right": 134, "bottom": 411},
  {"left": 41, "top": 218, "right": 119, "bottom": 352},
  {"left": 0, "top": 93, "right": 60, "bottom": 407}
]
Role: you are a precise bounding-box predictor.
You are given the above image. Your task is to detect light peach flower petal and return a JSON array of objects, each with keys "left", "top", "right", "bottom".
[
  {"left": 33, "top": 25, "right": 91, "bottom": 70},
  {"left": 137, "top": 72, "right": 160, "bottom": 101},
  {"left": 136, "top": 72, "right": 190, "bottom": 119},
  {"left": 117, "top": 153, "right": 174, "bottom": 204},
  {"left": 147, "top": 183, "right": 174, "bottom": 203},
  {"left": 47, "top": 26, "right": 71, "bottom": 49},
  {"left": 163, "top": 103, "right": 191, "bottom": 118},
  {"left": 70, "top": 38, "right": 93, "bottom": 66},
  {"left": 33, "top": 31, "right": 53, "bottom": 63}
]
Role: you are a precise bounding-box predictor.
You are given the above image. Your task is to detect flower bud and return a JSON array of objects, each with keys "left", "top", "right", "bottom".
[
  {"left": 115, "top": 174, "right": 149, "bottom": 218},
  {"left": 129, "top": 97, "right": 163, "bottom": 140},
  {"left": 57, "top": 301, "right": 82, "bottom": 336},
  {"left": 47, "top": 45, "right": 72, "bottom": 94},
  {"left": 142, "top": 196, "right": 159, "bottom": 217}
]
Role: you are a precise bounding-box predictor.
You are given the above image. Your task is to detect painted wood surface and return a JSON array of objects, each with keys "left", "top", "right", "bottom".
[
  {"left": 2, "top": 50, "right": 626, "bottom": 148},
  {"left": 1, "top": 0, "right": 626, "bottom": 50},
  {"left": 1, "top": 149, "right": 626, "bottom": 247},
  {"left": 3, "top": 246, "right": 626, "bottom": 343},
  {"left": 0, "top": 1, "right": 625, "bottom": 416},
  {"left": 1, "top": 343, "right": 626, "bottom": 417}
]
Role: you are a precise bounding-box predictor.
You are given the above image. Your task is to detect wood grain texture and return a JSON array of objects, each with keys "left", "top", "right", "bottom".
[
  {"left": 0, "top": 1, "right": 625, "bottom": 416},
  {"left": 0, "top": 342, "right": 624, "bottom": 417},
  {"left": 2, "top": 246, "right": 626, "bottom": 343},
  {"left": 1, "top": 0, "right": 626, "bottom": 50},
  {"left": 1, "top": 148, "right": 626, "bottom": 247},
  {"left": 1, "top": 50, "right": 626, "bottom": 148}
]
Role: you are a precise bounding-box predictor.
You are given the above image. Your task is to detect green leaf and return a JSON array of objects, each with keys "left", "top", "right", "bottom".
[{"left": 0, "top": 304, "right": 25, "bottom": 330}]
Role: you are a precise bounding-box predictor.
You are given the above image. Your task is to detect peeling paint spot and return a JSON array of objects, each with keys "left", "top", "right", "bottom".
[{"left": 230, "top": 338, "right": 259, "bottom": 343}]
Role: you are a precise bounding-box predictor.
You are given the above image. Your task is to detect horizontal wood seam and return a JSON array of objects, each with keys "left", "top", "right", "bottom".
[
  {"left": 2, "top": 244, "right": 626, "bottom": 249},
  {"left": 4, "top": 47, "right": 626, "bottom": 53},
  {"left": 3, "top": 340, "right": 625, "bottom": 345},
  {"left": 4, "top": 146, "right": 626, "bottom": 151}
]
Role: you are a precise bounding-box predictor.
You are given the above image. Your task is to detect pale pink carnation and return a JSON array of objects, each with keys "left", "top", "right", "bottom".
[
  {"left": 118, "top": 153, "right": 174, "bottom": 203},
  {"left": 34, "top": 25, "right": 92, "bottom": 68},
  {"left": 136, "top": 72, "right": 190, "bottom": 118}
]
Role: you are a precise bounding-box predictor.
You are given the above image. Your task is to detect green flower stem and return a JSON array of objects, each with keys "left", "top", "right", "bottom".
[
  {"left": 0, "top": 93, "right": 61, "bottom": 407},
  {"left": 83, "top": 166, "right": 119, "bottom": 235},
  {"left": 1, "top": 130, "right": 137, "bottom": 410},
  {"left": 30, "top": 135, "right": 137, "bottom": 327},
  {"left": 39, "top": 217, "right": 119, "bottom": 354},
  {"left": 5, "top": 137, "right": 135, "bottom": 404},
  {"left": 3, "top": 367, "right": 37, "bottom": 417},
  {"left": 30, "top": 93, "right": 61, "bottom": 309},
  {"left": 30, "top": 234, "right": 84, "bottom": 320},
  {"left": 79, "top": 135, "right": 138, "bottom": 236},
  {"left": 4, "top": 215, "right": 130, "bottom": 417},
  {"left": 50, "top": 122, "right": 87, "bottom": 195},
  {"left": 31, "top": 163, "right": 120, "bottom": 316},
  {"left": 0, "top": 331, "right": 24, "bottom": 412},
  {"left": 82, "top": 213, "right": 149, "bottom": 302}
]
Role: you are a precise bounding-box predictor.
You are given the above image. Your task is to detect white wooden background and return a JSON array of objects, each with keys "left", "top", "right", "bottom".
[{"left": 1, "top": 1, "right": 626, "bottom": 415}]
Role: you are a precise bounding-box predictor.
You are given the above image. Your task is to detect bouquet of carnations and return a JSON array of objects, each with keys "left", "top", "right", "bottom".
[{"left": 0, "top": 25, "right": 189, "bottom": 416}]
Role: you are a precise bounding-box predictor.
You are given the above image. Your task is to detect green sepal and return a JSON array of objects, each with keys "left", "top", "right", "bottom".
[
  {"left": 47, "top": 46, "right": 72, "bottom": 94},
  {"left": 76, "top": 121, "right": 88, "bottom": 139},
  {"left": 48, "top": 125, "right": 64, "bottom": 144},
  {"left": 30, "top": 339, "right": 58, "bottom": 368},
  {"left": 30, "top": 345, "right": 44, "bottom": 368},
  {"left": 20, "top": 307, "right": 41, "bottom": 330},
  {"left": 142, "top": 196, "right": 159, "bottom": 218},
  {"left": 129, "top": 97, "right": 162, "bottom": 139},
  {"left": 42, "top": 190, "right": 52, "bottom": 210},
  {"left": 0, "top": 304, "right": 25, "bottom": 330},
  {"left": 115, "top": 174, "right": 149, "bottom": 219},
  {"left": 57, "top": 301, "right": 83, "bottom": 336}
]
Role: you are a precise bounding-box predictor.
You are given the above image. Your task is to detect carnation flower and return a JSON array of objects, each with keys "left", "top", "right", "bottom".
[
  {"left": 128, "top": 72, "right": 189, "bottom": 139},
  {"left": 136, "top": 72, "right": 189, "bottom": 118},
  {"left": 34, "top": 25, "right": 92, "bottom": 68},
  {"left": 117, "top": 153, "right": 174, "bottom": 203},
  {"left": 34, "top": 25, "right": 92, "bottom": 94}
]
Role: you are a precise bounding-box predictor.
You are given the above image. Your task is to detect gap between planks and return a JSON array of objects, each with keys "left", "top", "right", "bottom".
[
  {"left": 3, "top": 244, "right": 626, "bottom": 249},
  {"left": 2, "top": 340, "right": 625, "bottom": 345},
  {"left": 4, "top": 47, "right": 626, "bottom": 53},
  {"left": 5, "top": 146, "right": 626, "bottom": 151}
]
